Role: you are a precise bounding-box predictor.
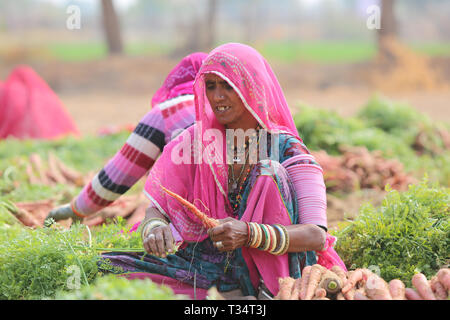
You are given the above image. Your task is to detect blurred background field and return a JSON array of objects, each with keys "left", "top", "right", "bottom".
[{"left": 0, "top": 0, "right": 449, "bottom": 229}]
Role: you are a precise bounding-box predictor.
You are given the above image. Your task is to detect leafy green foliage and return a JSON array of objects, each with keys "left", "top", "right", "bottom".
[
  {"left": 0, "top": 216, "right": 148, "bottom": 300},
  {"left": 55, "top": 274, "right": 185, "bottom": 300},
  {"left": 0, "top": 224, "right": 99, "bottom": 300},
  {"left": 333, "top": 179, "right": 449, "bottom": 286},
  {"left": 293, "top": 95, "right": 450, "bottom": 186}
]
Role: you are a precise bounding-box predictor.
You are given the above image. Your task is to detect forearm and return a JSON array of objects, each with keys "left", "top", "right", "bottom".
[
  {"left": 144, "top": 206, "right": 169, "bottom": 223},
  {"left": 74, "top": 109, "right": 166, "bottom": 216},
  {"left": 285, "top": 223, "right": 326, "bottom": 252}
]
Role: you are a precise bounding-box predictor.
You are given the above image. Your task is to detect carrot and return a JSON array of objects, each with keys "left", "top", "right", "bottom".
[
  {"left": 47, "top": 152, "right": 67, "bottom": 184},
  {"left": 52, "top": 153, "right": 84, "bottom": 186},
  {"left": 405, "top": 288, "right": 423, "bottom": 300},
  {"left": 342, "top": 269, "right": 363, "bottom": 294},
  {"left": 304, "top": 264, "right": 325, "bottom": 300},
  {"left": 299, "top": 265, "right": 312, "bottom": 300},
  {"left": 336, "top": 292, "right": 345, "bottom": 300},
  {"left": 353, "top": 291, "right": 369, "bottom": 300},
  {"left": 275, "top": 277, "right": 295, "bottom": 300},
  {"left": 30, "top": 153, "right": 50, "bottom": 185},
  {"left": 364, "top": 274, "right": 392, "bottom": 300},
  {"left": 412, "top": 273, "right": 436, "bottom": 300},
  {"left": 313, "top": 288, "right": 327, "bottom": 299},
  {"left": 430, "top": 276, "right": 447, "bottom": 300},
  {"left": 14, "top": 208, "right": 42, "bottom": 227},
  {"left": 290, "top": 277, "right": 302, "bottom": 300},
  {"left": 331, "top": 265, "right": 347, "bottom": 285},
  {"left": 388, "top": 279, "right": 406, "bottom": 300},
  {"left": 25, "top": 163, "right": 40, "bottom": 185},
  {"left": 319, "top": 270, "right": 342, "bottom": 295},
  {"left": 436, "top": 268, "right": 450, "bottom": 292},
  {"left": 160, "top": 185, "right": 219, "bottom": 229}
]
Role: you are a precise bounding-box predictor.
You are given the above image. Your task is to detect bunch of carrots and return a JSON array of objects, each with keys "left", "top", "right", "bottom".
[{"left": 275, "top": 264, "right": 450, "bottom": 300}]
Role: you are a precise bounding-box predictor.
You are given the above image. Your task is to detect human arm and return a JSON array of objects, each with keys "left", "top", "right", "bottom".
[
  {"left": 208, "top": 218, "right": 326, "bottom": 253},
  {"left": 141, "top": 206, "right": 176, "bottom": 258},
  {"left": 46, "top": 107, "right": 166, "bottom": 222}
]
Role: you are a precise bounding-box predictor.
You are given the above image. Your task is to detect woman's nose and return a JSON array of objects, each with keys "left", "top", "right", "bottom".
[{"left": 213, "top": 88, "right": 226, "bottom": 102}]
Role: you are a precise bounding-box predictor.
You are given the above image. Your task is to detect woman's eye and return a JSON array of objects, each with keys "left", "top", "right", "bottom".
[
  {"left": 224, "top": 82, "right": 233, "bottom": 90},
  {"left": 205, "top": 82, "right": 215, "bottom": 90}
]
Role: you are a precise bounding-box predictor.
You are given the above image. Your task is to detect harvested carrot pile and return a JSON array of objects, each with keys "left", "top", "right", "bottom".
[
  {"left": 275, "top": 265, "right": 450, "bottom": 300},
  {"left": 25, "top": 152, "right": 88, "bottom": 187},
  {"left": 312, "top": 147, "right": 416, "bottom": 193},
  {"left": 2, "top": 192, "right": 148, "bottom": 229}
]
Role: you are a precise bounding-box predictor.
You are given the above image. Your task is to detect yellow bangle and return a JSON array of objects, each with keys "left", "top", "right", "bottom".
[
  {"left": 260, "top": 224, "right": 271, "bottom": 251},
  {"left": 272, "top": 224, "right": 286, "bottom": 255},
  {"left": 278, "top": 224, "right": 290, "bottom": 255},
  {"left": 267, "top": 225, "right": 278, "bottom": 253},
  {"left": 249, "top": 222, "right": 258, "bottom": 248},
  {"left": 253, "top": 223, "right": 263, "bottom": 248}
]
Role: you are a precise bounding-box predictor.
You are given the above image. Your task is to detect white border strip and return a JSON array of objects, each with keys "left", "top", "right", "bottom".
[{"left": 156, "top": 94, "right": 194, "bottom": 111}]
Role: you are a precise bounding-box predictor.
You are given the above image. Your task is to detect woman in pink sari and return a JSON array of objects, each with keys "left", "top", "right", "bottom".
[{"left": 101, "top": 43, "right": 343, "bottom": 299}]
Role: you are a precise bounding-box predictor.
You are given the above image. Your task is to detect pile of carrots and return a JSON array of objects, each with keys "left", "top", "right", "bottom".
[
  {"left": 275, "top": 264, "right": 450, "bottom": 300},
  {"left": 312, "top": 147, "right": 416, "bottom": 193},
  {"left": 25, "top": 152, "right": 87, "bottom": 187},
  {"left": 4, "top": 195, "right": 149, "bottom": 229}
]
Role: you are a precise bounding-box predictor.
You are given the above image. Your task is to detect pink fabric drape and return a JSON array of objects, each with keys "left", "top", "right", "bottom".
[
  {"left": 151, "top": 52, "right": 208, "bottom": 108},
  {"left": 0, "top": 65, "right": 79, "bottom": 140}
]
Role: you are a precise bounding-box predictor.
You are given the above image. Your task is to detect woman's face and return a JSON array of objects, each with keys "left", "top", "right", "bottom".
[{"left": 205, "top": 73, "right": 258, "bottom": 130}]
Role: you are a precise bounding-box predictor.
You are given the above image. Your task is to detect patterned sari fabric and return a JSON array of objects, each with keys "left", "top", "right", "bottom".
[
  {"left": 101, "top": 133, "right": 317, "bottom": 298},
  {"left": 99, "top": 43, "right": 326, "bottom": 298}
]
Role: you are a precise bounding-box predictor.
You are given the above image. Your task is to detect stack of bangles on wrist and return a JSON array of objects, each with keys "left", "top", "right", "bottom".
[
  {"left": 245, "top": 222, "right": 290, "bottom": 255},
  {"left": 140, "top": 218, "right": 169, "bottom": 241}
]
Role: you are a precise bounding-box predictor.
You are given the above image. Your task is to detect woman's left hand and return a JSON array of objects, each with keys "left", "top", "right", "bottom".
[{"left": 208, "top": 217, "right": 248, "bottom": 252}]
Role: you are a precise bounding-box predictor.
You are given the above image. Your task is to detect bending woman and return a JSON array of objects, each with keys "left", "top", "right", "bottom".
[
  {"left": 100, "top": 43, "right": 339, "bottom": 299},
  {"left": 46, "top": 52, "right": 207, "bottom": 221}
]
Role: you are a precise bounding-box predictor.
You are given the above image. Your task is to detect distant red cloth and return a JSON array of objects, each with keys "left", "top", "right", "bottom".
[{"left": 0, "top": 65, "right": 79, "bottom": 140}]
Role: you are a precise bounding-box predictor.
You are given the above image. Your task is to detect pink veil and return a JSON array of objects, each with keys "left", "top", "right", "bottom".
[
  {"left": 144, "top": 43, "right": 301, "bottom": 242},
  {"left": 150, "top": 52, "right": 207, "bottom": 107}
]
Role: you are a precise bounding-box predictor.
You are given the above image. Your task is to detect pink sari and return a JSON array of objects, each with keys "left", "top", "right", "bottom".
[{"left": 144, "top": 43, "right": 311, "bottom": 295}]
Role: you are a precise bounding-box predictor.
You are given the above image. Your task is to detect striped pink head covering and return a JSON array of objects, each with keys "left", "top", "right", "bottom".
[{"left": 151, "top": 52, "right": 207, "bottom": 107}]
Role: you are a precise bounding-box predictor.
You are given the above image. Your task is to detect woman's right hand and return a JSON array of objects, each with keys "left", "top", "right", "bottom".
[{"left": 143, "top": 225, "right": 175, "bottom": 258}]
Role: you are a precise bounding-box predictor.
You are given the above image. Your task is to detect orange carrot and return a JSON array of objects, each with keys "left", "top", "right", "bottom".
[
  {"left": 160, "top": 185, "right": 219, "bottom": 229},
  {"left": 290, "top": 277, "right": 302, "bottom": 300},
  {"left": 14, "top": 208, "right": 42, "bottom": 228},
  {"left": 342, "top": 269, "right": 363, "bottom": 294},
  {"left": 405, "top": 288, "right": 423, "bottom": 300},
  {"left": 436, "top": 268, "right": 450, "bottom": 292},
  {"left": 331, "top": 265, "right": 347, "bottom": 285},
  {"left": 430, "top": 276, "right": 447, "bottom": 300},
  {"left": 319, "top": 270, "right": 342, "bottom": 295},
  {"left": 364, "top": 274, "right": 392, "bottom": 300},
  {"left": 305, "top": 264, "right": 325, "bottom": 300},
  {"left": 388, "top": 279, "right": 406, "bottom": 300},
  {"left": 412, "top": 273, "right": 436, "bottom": 300},
  {"left": 314, "top": 288, "right": 327, "bottom": 299},
  {"left": 276, "top": 277, "right": 295, "bottom": 300},
  {"left": 299, "top": 265, "right": 312, "bottom": 300},
  {"left": 336, "top": 292, "right": 345, "bottom": 300}
]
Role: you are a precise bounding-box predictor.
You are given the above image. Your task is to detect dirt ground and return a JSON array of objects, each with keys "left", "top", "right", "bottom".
[{"left": 1, "top": 55, "right": 449, "bottom": 229}]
